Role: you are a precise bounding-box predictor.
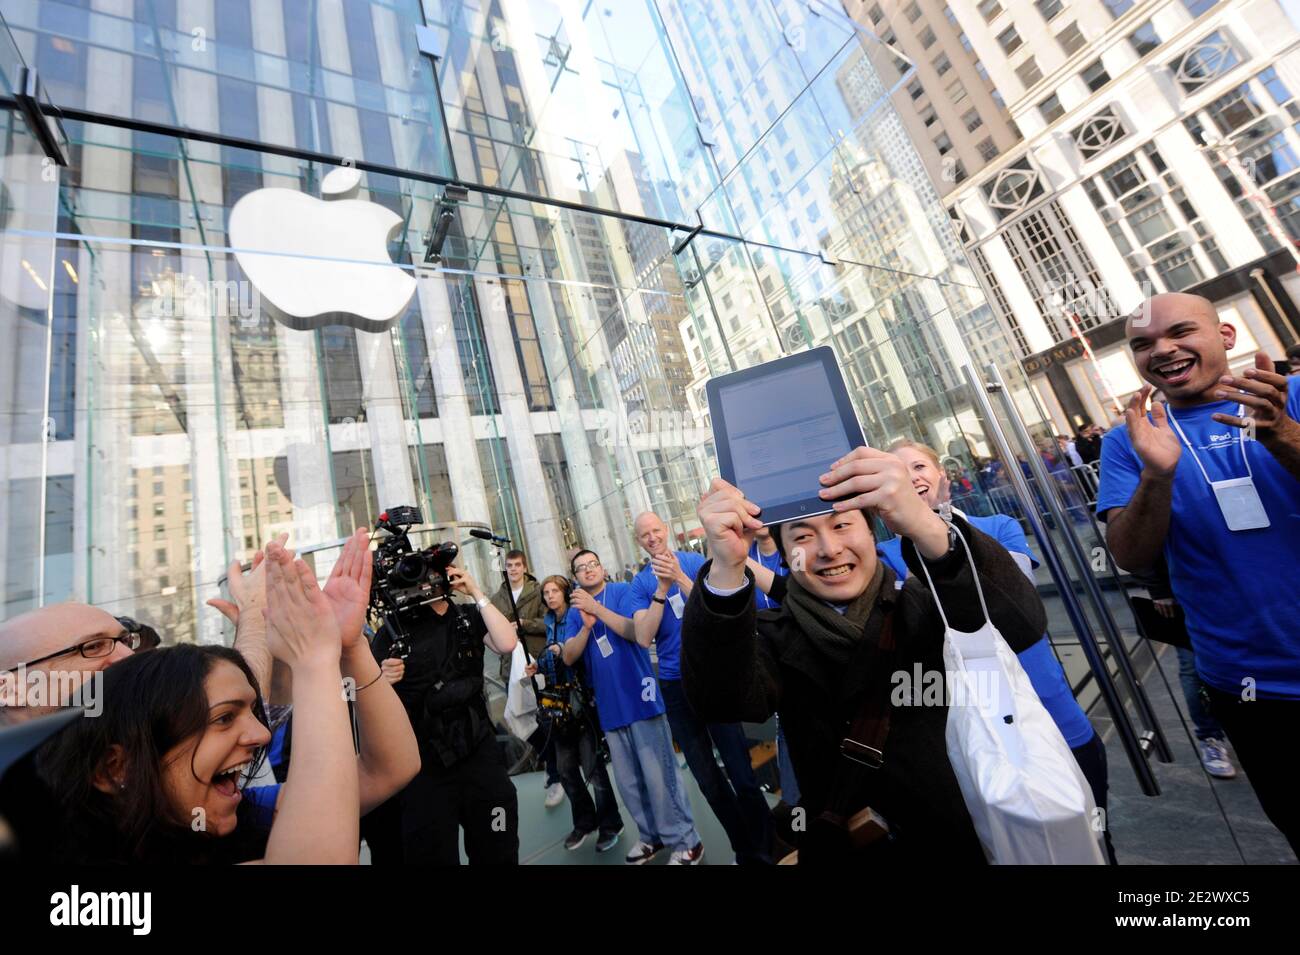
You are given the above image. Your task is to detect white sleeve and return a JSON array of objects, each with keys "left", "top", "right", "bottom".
[{"left": 703, "top": 576, "right": 749, "bottom": 597}]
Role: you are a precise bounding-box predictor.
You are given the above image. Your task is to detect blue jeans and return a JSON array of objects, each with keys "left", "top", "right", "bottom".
[
  {"left": 662, "top": 678, "right": 773, "bottom": 864},
  {"left": 1177, "top": 647, "right": 1224, "bottom": 741},
  {"left": 604, "top": 714, "right": 700, "bottom": 852}
]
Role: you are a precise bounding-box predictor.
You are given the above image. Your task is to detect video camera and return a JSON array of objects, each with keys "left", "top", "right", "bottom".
[{"left": 369, "top": 506, "right": 459, "bottom": 656}]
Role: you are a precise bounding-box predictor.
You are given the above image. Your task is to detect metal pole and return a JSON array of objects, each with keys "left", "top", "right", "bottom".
[
  {"left": 961, "top": 365, "right": 1160, "bottom": 795},
  {"left": 984, "top": 363, "right": 1173, "bottom": 765}
]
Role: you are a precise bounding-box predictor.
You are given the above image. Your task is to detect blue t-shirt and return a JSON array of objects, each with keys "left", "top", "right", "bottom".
[
  {"left": 243, "top": 783, "right": 281, "bottom": 831},
  {"left": 575, "top": 582, "right": 665, "bottom": 732},
  {"left": 877, "top": 513, "right": 1096, "bottom": 748},
  {"left": 1096, "top": 381, "right": 1300, "bottom": 699},
  {"left": 749, "top": 541, "right": 787, "bottom": 610},
  {"left": 628, "top": 550, "right": 708, "bottom": 681}
]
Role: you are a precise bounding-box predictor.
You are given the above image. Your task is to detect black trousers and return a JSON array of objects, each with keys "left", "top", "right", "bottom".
[
  {"left": 398, "top": 736, "right": 520, "bottom": 865},
  {"left": 1206, "top": 688, "right": 1299, "bottom": 857},
  {"left": 553, "top": 720, "right": 623, "bottom": 836},
  {"left": 1070, "top": 731, "right": 1118, "bottom": 865}
]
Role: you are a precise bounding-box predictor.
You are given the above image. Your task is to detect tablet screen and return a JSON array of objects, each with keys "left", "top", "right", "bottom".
[{"left": 716, "top": 360, "right": 854, "bottom": 509}]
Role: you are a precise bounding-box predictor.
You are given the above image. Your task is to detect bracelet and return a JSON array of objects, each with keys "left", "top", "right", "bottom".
[
  {"left": 651, "top": 595, "right": 667, "bottom": 605},
  {"left": 355, "top": 670, "right": 384, "bottom": 693}
]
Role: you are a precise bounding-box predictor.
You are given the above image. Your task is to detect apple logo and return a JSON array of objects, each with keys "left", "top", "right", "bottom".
[{"left": 228, "top": 167, "right": 417, "bottom": 333}]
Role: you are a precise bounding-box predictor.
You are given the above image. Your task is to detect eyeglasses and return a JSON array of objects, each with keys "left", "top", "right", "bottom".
[
  {"left": 4, "top": 617, "right": 159, "bottom": 673},
  {"left": 573, "top": 561, "right": 600, "bottom": 574}
]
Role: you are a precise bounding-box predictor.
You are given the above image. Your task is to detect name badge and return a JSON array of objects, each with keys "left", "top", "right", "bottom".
[
  {"left": 1210, "top": 477, "right": 1270, "bottom": 531},
  {"left": 595, "top": 635, "right": 614, "bottom": 658},
  {"left": 668, "top": 592, "right": 685, "bottom": 619}
]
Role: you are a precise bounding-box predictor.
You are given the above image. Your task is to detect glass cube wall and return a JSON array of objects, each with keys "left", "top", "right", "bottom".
[{"left": 1, "top": 0, "right": 1046, "bottom": 642}]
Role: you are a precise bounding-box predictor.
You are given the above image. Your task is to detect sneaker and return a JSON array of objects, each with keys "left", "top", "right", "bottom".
[
  {"left": 1198, "top": 738, "right": 1237, "bottom": 779},
  {"left": 596, "top": 825, "right": 624, "bottom": 853},
  {"left": 563, "top": 829, "right": 592, "bottom": 851},
  {"left": 667, "top": 842, "right": 705, "bottom": 865},
  {"left": 624, "top": 840, "right": 664, "bottom": 865},
  {"left": 544, "top": 782, "right": 565, "bottom": 808}
]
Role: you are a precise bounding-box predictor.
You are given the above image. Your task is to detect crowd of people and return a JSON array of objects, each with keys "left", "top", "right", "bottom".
[{"left": 0, "top": 292, "right": 1295, "bottom": 865}]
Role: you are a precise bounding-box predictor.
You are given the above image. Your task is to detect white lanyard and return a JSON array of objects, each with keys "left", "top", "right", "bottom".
[{"left": 1165, "top": 404, "right": 1253, "bottom": 486}]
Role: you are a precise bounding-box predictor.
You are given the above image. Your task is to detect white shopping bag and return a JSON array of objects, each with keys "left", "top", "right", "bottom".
[
  {"left": 916, "top": 525, "right": 1106, "bottom": 865},
  {"left": 503, "top": 642, "right": 538, "bottom": 741}
]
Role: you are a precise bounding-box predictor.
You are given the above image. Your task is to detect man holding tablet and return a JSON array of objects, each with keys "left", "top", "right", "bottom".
[{"left": 682, "top": 350, "right": 1048, "bottom": 862}]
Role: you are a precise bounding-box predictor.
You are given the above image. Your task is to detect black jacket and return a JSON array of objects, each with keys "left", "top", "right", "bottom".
[{"left": 682, "top": 517, "right": 1046, "bottom": 864}]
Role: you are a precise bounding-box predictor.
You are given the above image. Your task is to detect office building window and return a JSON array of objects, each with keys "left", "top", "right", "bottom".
[
  {"left": 868, "top": 3, "right": 884, "bottom": 22},
  {"left": 1057, "top": 22, "right": 1086, "bottom": 56},
  {"left": 1170, "top": 32, "right": 1239, "bottom": 92},
  {"left": 905, "top": 2, "right": 922, "bottom": 22},
  {"left": 935, "top": 132, "right": 953, "bottom": 155},
  {"left": 933, "top": 53, "right": 952, "bottom": 76},
  {"left": 1016, "top": 57, "right": 1043, "bottom": 88},
  {"left": 978, "top": 137, "right": 999, "bottom": 161},
  {"left": 979, "top": 0, "right": 1003, "bottom": 21},
  {"left": 1002, "top": 201, "right": 1116, "bottom": 336},
  {"left": 975, "top": 60, "right": 990, "bottom": 82},
  {"left": 1038, "top": 93, "right": 1064, "bottom": 124},
  {"left": 998, "top": 26, "right": 1022, "bottom": 54},
  {"left": 1035, "top": 0, "right": 1063, "bottom": 21},
  {"left": 1072, "top": 106, "right": 1129, "bottom": 160},
  {"left": 920, "top": 104, "right": 939, "bottom": 127},
  {"left": 1183, "top": 0, "right": 1218, "bottom": 17},
  {"left": 920, "top": 26, "right": 937, "bottom": 48},
  {"left": 1081, "top": 59, "right": 1110, "bottom": 92},
  {"left": 907, "top": 78, "right": 925, "bottom": 100},
  {"left": 959, "top": 31, "right": 973, "bottom": 52},
  {"left": 963, "top": 108, "right": 983, "bottom": 132},
  {"left": 948, "top": 80, "right": 969, "bottom": 105},
  {"left": 1129, "top": 21, "right": 1160, "bottom": 57},
  {"left": 1103, "top": 0, "right": 1134, "bottom": 16}
]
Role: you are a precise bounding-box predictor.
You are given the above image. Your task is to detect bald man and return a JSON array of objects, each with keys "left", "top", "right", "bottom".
[
  {"left": 1096, "top": 292, "right": 1300, "bottom": 855},
  {"left": 628, "top": 511, "right": 773, "bottom": 864},
  {"left": 0, "top": 603, "right": 137, "bottom": 723}
]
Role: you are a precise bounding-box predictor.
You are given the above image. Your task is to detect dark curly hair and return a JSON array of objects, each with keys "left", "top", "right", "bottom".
[{"left": 36, "top": 644, "right": 271, "bottom": 864}]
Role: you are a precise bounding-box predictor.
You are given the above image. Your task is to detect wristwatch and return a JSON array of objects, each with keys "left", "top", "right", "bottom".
[{"left": 651, "top": 595, "right": 667, "bottom": 605}]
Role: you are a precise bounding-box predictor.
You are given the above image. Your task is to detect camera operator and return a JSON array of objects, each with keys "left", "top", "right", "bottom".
[{"left": 370, "top": 546, "right": 521, "bottom": 865}]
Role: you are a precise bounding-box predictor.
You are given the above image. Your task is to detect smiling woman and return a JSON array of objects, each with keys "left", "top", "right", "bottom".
[{"left": 35, "top": 644, "right": 279, "bottom": 864}]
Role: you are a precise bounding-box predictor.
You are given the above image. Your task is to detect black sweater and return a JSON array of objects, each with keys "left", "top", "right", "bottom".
[{"left": 681, "top": 517, "right": 1046, "bottom": 864}]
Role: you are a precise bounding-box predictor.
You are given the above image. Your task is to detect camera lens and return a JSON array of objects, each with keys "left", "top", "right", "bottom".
[{"left": 394, "top": 553, "right": 426, "bottom": 584}]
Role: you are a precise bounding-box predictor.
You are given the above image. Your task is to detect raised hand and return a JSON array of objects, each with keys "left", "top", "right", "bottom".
[
  {"left": 1126, "top": 386, "right": 1181, "bottom": 477},
  {"left": 1211, "top": 352, "right": 1299, "bottom": 443},
  {"left": 208, "top": 533, "right": 290, "bottom": 624},
  {"left": 264, "top": 542, "right": 341, "bottom": 672},
  {"left": 570, "top": 587, "right": 598, "bottom": 617},
  {"left": 322, "top": 528, "right": 373, "bottom": 652},
  {"left": 818, "top": 447, "right": 937, "bottom": 540},
  {"left": 697, "top": 478, "right": 763, "bottom": 586},
  {"left": 446, "top": 565, "right": 483, "bottom": 601},
  {"left": 651, "top": 551, "right": 681, "bottom": 588}
]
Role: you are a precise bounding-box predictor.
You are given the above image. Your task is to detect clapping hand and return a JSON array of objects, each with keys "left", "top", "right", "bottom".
[
  {"left": 208, "top": 532, "right": 290, "bottom": 625},
  {"left": 322, "top": 528, "right": 373, "bottom": 652},
  {"left": 1212, "top": 352, "right": 1299, "bottom": 444},
  {"left": 263, "top": 541, "right": 341, "bottom": 672},
  {"left": 1125, "top": 386, "right": 1181, "bottom": 478}
]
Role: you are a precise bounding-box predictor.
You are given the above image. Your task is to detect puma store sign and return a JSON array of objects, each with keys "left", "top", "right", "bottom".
[{"left": 49, "top": 885, "right": 152, "bottom": 935}]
